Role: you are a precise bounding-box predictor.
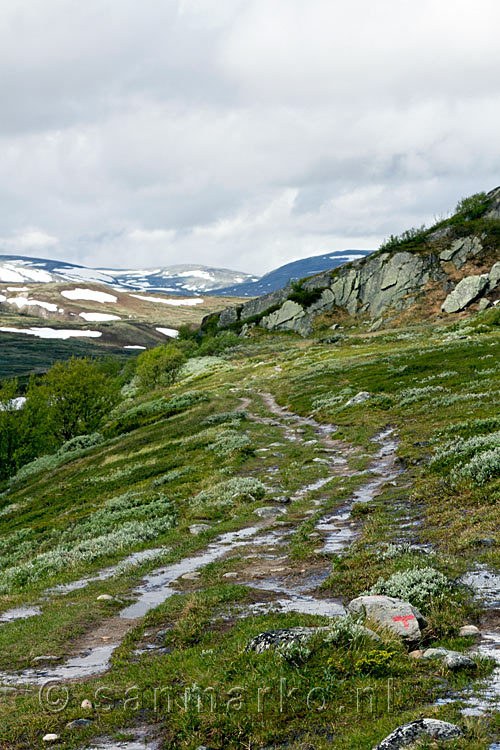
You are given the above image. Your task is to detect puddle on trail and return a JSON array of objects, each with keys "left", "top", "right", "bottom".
[
  {"left": 88, "top": 726, "right": 159, "bottom": 749},
  {"left": 461, "top": 567, "right": 500, "bottom": 609},
  {"left": 0, "top": 548, "right": 166, "bottom": 627},
  {"left": 0, "top": 605, "right": 41, "bottom": 623},
  {"left": 47, "top": 548, "right": 165, "bottom": 596}
]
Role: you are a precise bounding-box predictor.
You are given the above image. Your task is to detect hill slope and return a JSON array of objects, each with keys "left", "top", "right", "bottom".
[
  {"left": 0, "top": 314, "right": 500, "bottom": 746},
  {"left": 211, "top": 186, "right": 500, "bottom": 336}
]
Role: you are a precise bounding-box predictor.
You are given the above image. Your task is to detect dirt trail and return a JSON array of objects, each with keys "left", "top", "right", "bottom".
[{"left": 0, "top": 390, "right": 401, "bottom": 687}]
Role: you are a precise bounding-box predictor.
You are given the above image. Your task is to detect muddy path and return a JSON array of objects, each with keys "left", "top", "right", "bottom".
[{"left": 0, "top": 390, "right": 401, "bottom": 690}]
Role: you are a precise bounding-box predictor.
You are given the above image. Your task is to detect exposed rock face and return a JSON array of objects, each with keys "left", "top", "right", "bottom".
[
  {"left": 212, "top": 212, "right": 500, "bottom": 335},
  {"left": 441, "top": 274, "right": 489, "bottom": 313},
  {"left": 373, "top": 719, "right": 462, "bottom": 749},
  {"left": 240, "top": 287, "right": 290, "bottom": 320},
  {"left": 421, "top": 647, "right": 476, "bottom": 670},
  {"left": 347, "top": 595, "right": 426, "bottom": 644},
  {"left": 218, "top": 306, "right": 239, "bottom": 328},
  {"left": 440, "top": 236, "right": 483, "bottom": 269},
  {"left": 485, "top": 185, "right": 500, "bottom": 219}
]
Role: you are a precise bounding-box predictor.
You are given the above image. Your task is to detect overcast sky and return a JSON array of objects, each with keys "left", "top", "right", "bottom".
[{"left": 1, "top": 0, "right": 499, "bottom": 274}]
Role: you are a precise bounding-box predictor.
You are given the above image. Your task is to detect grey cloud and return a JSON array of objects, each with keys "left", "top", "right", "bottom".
[{"left": 0, "top": 0, "right": 499, "bottom": 274}]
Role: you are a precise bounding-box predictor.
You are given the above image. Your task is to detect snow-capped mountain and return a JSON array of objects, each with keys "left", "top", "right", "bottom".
[
  {"left": 0, "top": 256, "right": 257, "bottom": 294},
  {"left": 0, "top": 250, "right": 372, "bottom": 297}
]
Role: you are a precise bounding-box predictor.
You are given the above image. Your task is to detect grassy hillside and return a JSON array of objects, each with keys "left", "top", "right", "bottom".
[{"left": 1, "top": 314, "right": 500, "bottom": 747}]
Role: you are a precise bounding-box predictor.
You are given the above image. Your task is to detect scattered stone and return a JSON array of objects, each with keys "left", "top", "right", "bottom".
[
  {"left": 345, "top": 391, "right": 371, "bottom": 406},
  {"left": 373, "top": 718, "right": 462, "bottom": 749},
  {"left": 409, "top": 649, "right": 424, "bottom": 659},
  {"left": 96, "top": 594, "right": 113, "bottom": 601},
  {"left": 254, "top": 506, "right": 286, "bottom": 519},
  {"left": 0, "top": 686, "right": 16, "bottom": 694},
  {"left": 441, "top": 273, "right": 489, "bottom": 313},
  {"left": 222, "top": 572, "right": 238, "bottom": 579},
  {"left": 422, "top": 647, "right": 477, "bottom": 670},
  {"left": 347, "top": 595, "right": 426, "bottom": 644},
  {"left": 42, "top": 735, "right": 60, "bottom": 743},
  {"left": 181, "top": 572, "right": 201, "bottom": 581},
  {"left": 189, "top": 524, "right": 211, "bottom": 535},
  {"left": 459, "top": 625, "right": 481, "bottom": 637},
  {"left": 272, "top": 495, "right": 291, "bottom": 504},
  {"left": 81, "top": 699, "right": 93, "bottom": 710},
  {"left": 66, "top": 718, "right": 93, "bottom": 729},
  {"left": 33, "top": 655, "right": 59, "bottom": 663}
]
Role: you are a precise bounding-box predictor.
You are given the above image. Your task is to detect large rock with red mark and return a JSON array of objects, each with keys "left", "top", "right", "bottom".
[{"left": 347, "top": 595, "right": 426, "bottom": 645}]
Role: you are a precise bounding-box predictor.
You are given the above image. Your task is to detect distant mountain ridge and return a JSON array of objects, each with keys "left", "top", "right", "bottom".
[
  {"left": 214, "top": 250, "right": 372, "bottom": 296},
  {"left": 0, "top": 251, "right": 372, "bottom": 296}
]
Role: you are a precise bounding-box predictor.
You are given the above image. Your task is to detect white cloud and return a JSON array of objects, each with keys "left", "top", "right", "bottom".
[{"left": 0, "top": 0, "right": 499, "bottom": 274}]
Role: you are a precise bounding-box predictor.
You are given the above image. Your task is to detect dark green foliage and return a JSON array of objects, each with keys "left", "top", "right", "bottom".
[
  {"left": 454, "top": 192, "right": 491, "bottom": 221},
  {"left": 287, "top": 281, "right": 323, "bottom": 307},
  {"left": 379, "top": 225, "right": 428, "bottom": 251},
  {"left": 136, "top": 344, "right": 186, "bottom": 391}
]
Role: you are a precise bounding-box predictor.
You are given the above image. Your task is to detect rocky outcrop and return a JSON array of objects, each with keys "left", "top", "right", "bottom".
[
  {"left": 441, "top": 274, "right": 489, "bottom": 313},
  {"left": 210, "top": 199, "right": 500, "bottom": 335},
  {"left": 373, "top": 719, "right": 462, "bottom": 749},
  {"left": 439, "top": 235, "right": 483, "bottom": 269},
  {"left": 347, "top": 595, "right": 426, "bottom": 644}
]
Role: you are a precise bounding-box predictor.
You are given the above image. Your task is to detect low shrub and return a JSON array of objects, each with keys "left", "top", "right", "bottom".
[{"left": 367, "top": 566, "right": 450, "bottom": 610}]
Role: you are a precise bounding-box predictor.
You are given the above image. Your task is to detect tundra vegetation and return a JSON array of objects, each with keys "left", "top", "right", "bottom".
[{"left": 2, "top": 306, "right": 500, "bottom": 748}]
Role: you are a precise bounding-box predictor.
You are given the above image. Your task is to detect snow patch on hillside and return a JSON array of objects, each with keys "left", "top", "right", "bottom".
[
  {"left": 131, "top": 294, "right": 203, "bottom": 307},
  {"left": 156, "top": 327, "right": 179, "bottom": 338},
  {"left": 61, "top": 288, "right": 118, "bottom": 303},
  {"left": 6, "top": 297, "right": 58, "bottom": 312},
  {"left": 79, "top": 312, "right": 121, "bottom": 322},
  {"left": 0, "top": 327, "right": 102, "bottom": 339}
]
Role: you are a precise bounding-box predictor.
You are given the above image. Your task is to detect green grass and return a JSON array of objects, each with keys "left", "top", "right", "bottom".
[{"left": 1, "top": 320, "right": 500, "bottom": 746}]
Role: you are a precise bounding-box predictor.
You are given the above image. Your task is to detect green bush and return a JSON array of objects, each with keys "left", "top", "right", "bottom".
[
  {"left": 367, "top": 567, "right": 450, "bottom": 610},
  {"left": 454, "top": 192, "right": 490, "bottom": 221},
  {"left": 136, "top": 345, "right": 186, "bottom": 391}
]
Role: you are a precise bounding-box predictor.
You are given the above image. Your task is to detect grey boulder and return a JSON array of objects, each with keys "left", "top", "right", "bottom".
[
  {"left": 246, "top": 623, "right": 381, "bottom": 654},
  {"left": 345, "top": 391, "right": 371, "bottom": 406},
  {"left": 253, "top": 506, "right": 286, "bottom": 519},
  {"left": 441, "top": 274, "right": 489, "bottom": 313},
  {"left": 373, "top": 718, "right": 462, "bottom": 749},
  {"left": 347, "top": 595, "right": 426, "bottom": 644},
  {"left": 422, "top": 647, "right": 477, "bottom": 670},
  {"left": 189, "top": 524, "right": 211, "bottom": 535}
]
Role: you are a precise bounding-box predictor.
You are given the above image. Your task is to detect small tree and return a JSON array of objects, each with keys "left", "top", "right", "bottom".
[
  {"left": 0, "top": 379, "right": 21, "bottom": 479},
  {"left": 39, "top": 357, "right": 120, "bottom": 441},
  {"left": 136, "top": 345, "right": 186, "bottom": 391}
]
